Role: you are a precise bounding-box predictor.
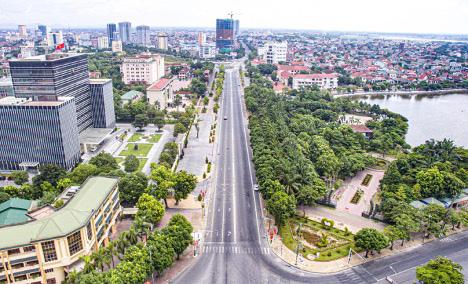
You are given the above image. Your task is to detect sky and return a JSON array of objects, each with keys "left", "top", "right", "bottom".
[{"left": 0, "top": 0, "right": 467, "bottom": 34}]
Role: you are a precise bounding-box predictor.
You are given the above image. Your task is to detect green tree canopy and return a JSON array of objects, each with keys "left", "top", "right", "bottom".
[
  {"left": 416, "top": 256, "right": 464, "bottom": 284},
  {"left": 135, "top": 193, "right": 165, "bottom": 226},
  {"left": 354, "top": 228, "right": 389, "bottom": 257}
]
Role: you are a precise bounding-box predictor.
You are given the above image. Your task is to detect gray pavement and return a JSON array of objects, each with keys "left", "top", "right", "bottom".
[
  {"left": 172, "top": 62, "right": 468, "bottom": 284},
  {"left": 176, "top": 99, "right": 214, "bottom": 177}
]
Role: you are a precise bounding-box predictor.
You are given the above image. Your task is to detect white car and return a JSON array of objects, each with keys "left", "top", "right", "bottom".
[
  {"left": 224, "top": 116, "right": 228, "bottom": 120},
  {"left": 254, "top": 184, "right": 259, "bottom": 191}
]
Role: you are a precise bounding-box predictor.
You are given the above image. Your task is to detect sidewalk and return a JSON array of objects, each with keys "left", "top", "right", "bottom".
[{"left": 176, "top": 99, "right": 215, "bottom": 178}]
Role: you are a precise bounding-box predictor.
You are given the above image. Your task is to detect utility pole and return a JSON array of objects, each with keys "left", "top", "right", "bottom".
[{"left": 295, "top": 223, "right": 302, "bottom": 266}]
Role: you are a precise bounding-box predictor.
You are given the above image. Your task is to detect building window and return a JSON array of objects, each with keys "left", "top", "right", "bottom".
[
  {"left": 87, "top": 222, "right": 93, "bottom": 241},
  {"left": 46, "top": 279, "right": 57, "bottom": 284},
  {"left": 7, "top": 248, "right": 20, "bottom": 255},
  {"left": 67, "top": 231, "right": 83, "bottom": 256},
  {"left": 23, "top": 245, "right": 35, "bottom": 252},
  {"left": 44, "top": 268, "right": 54, "bottom": 273},
  {"left": 41, "top": 241, "right": 58, "bottom": 262}
]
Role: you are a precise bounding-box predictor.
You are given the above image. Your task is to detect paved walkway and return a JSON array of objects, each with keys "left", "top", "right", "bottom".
[
  {"left": 334, "top": 168, "right": 385, "bottom": 216},
  {"left": 177, "top": 99, "right": 215, "bottom": 178},
  {"left": 143, "top": 125, "right": 174, "bottom": 175},
  {"left": 299, "top": 205, "right": 385, "bottom": 233}
]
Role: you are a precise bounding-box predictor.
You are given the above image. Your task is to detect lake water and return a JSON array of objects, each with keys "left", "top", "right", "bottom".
[{"left": 359, "top": 93, "right": 468, "bottom": 148}]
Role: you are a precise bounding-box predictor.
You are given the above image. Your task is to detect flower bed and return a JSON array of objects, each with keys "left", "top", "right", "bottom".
[
  {"left": 361, "top": 174, "right": 373, "bottom": 186},
  {"left": 350, "top": 189, "right": 364, "bottom": 204}
]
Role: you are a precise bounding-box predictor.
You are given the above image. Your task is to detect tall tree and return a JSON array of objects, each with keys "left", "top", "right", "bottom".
[
  {"left": 118, "top": 172, "right": 148, "bottom": 205},
  {"left": 266, "top": 191, "right": 296, "bottom": 226},
  {"left": 354, "top": 228, "right": 389, "bottom": 257},
  {"left": 416, "top": 256, "right": 464, "bottom": 284},
  {"left": 135, "top": 193, "right": 165, "bottom": 226},
  {"left": 173, "top": 171, "right": 197, "bottom": 205}
]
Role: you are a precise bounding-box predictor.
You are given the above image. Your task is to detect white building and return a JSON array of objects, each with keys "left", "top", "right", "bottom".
[
  {"left": 258, "top": 41, "right": 288, "bottom": 64},
  {"left": 136, "top": 25, "right": 151, "bottom": 46},
  {"left": 199, "top": 43, "right": 216, "bottom": 59},
  {"left": 20, "top": 43, "right": 35, "bottom": 58},
  {"left": 292, "top": 73, "right": 338, "bottom": 90},
  {"left": 97, "top": 36, "right": 109, "bottom": 49},
  {"left": 147, "top": 78, "right": 174, "bottom": 109},
  {"left": 47, "top": 31, "right": 64, "bottom": 48},
  {"left": 158, "top": 33, "right": 168, "bottom": 50},
  {"left": 121, "top": 53, "right": 165, "bottom": 85},
  {"left": 18, "top": 25, "right": 27, "bottom": 38},
  {"left": 111, "top": 40, "right": 123, "bottom": 53}
]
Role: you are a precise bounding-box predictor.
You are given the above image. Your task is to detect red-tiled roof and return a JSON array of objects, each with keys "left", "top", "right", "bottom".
[
  {"left": 277, "top": 65, "right": 309, "bottom": 72},
  {"left": 292, "top": 73, "right": 337, "bottom": 79},
  {"left": 148, "top": 78, "right": 172, "bottom": 91},
  {"left": 349, "top": 124, "right": 373, "bottom": 133}
]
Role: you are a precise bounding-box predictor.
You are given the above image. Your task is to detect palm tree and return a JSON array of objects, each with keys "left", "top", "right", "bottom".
[
  {"left": 80, "top": 255, "right": 95, "bottom": 274},
  {"left": 106, "top": 241, "right": 118, "bottom": 268},
  {"left": 100, "top": 247, "right": 112, "bottom": 271},
  {"left": 127, "top": 228, "right": 138, "bottom": 245},
  {"left": 91, "top": 249, "right": 105, "bottom": 272},
  {"left": 116, "top": 232, "right": 130, "bottom": 259}
]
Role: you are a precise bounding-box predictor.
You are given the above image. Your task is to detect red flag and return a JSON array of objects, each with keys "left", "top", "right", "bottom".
[{"left": 55, "top": 42, "right": 65, "bottom": 49}]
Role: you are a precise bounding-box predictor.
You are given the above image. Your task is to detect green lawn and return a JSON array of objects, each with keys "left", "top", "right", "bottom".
[
  {"left": 119, "top": 143, "right": 153, "bottom": 157},
  {"left": 137, "top": 158, "right": 148, "bottom": 172},
  {"left": 128, "top": 133, "right": 144, "bottom": 142},
  {"left": 148, "top": 134, "right": 162, "bottom": 143},
  {"left": 115, "top": 157, "right": 124, "bottom": 165}
]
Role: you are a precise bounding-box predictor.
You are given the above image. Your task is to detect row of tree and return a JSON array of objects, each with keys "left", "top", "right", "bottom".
[
  {"left": 355, "top": 204, "right": 468, "bottom": 258},
  {"left": 244, "top": 68, "right": 409, "bottom": 225},
  {"left": 65, "top": 213, "right": 193, "bottom": 284}
]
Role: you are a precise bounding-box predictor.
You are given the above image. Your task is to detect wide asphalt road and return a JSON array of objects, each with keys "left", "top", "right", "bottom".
[{"left": 173, "top": 64, "right": 468, "bottom": 284}]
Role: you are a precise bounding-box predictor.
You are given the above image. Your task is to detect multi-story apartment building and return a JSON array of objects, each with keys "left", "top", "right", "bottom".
[
  {"left": 292, "top": 73, "right": 338, "bottom": 90},
  {"left": 157, "top": 33, "right": 168, "bottom": 50},
  {"left": 18, "top": 25, "right": 27, "bottom": 39},
  {"left": 9, "top": 54, "right": 93, "bottom": 132},
  {"left": 97, "top": 36, "right": 109, "bottom": 50},
  {"left": 216, "top": 19, "right": 235, "bottom": 50},
  {"left": 199, "top": 43, "right": 216, "bottom": 59},
  {"left": 136, "top": 26, "right": 150, "bottom": 47},
  {"left": 118, "top": 22, "right": 131, "bottom": 43},
  {"left": 0, "top": 177, "right": 121, "bottom": 284},
  {"left": 37, "top": 25, "right": 49, "bottom": 40},
  {"left": 258, "top": 41, "right": 288, "bottom": 64},
  {"left": 0, "top": 96, "right": 80, "bottom": 171},
  {"left": 89, "top": 79, "right": 116, "bottom": 129},
  {"left": 46, "top": 32, "right": 63, "bottom": 48},
  {"left": 111, "top": 40, "right": 123, "bottom": 53},
  {"left": 121, "top": 53, "right": 164, "bottom": 85}
]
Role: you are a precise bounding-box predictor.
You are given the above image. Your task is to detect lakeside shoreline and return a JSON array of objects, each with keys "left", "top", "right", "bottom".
[{"left": 334, "top": 88, "right": 468, "bottom": 99}]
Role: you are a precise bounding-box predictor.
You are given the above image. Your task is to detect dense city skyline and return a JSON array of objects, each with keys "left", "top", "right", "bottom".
[{"left": 0, "top": 0, "right": 467, "bottom": 34}]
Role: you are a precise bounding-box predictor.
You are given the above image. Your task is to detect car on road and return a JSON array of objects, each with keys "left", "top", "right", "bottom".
[
  {"left": 254, "top": 184, "right": 259, "bottom": 191},
  {"left": 224, "top": 116, "right": 228, "bottom": 120}
]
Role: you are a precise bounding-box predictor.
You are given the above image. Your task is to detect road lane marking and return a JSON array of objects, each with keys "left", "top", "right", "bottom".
[
  {"left": 235, "top": 66, "right": 262, "bottom": 244},
  {"left": 230, "top": 70, "right": 238, "bottom": 243}
]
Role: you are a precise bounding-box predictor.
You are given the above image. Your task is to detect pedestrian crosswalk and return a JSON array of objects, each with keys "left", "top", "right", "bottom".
[{"left": 201, "top": 244, "right": 271, "bottom": 255}]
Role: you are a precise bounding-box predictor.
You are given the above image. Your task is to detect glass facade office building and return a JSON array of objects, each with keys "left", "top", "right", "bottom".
[
  {"left": 107, "top": 23, "right": 117, "bottom": 47},
  {"left": 90, "top": 79, "right": 116, "bottom": 129},
  {"left": 0, "top": 97, "right": 81, "bottom": 170},
  {"left": 9, "top": 54, "right": 93, "bottom": 132},
  {"left": 216, "top": 19, "right": 235, "bottom": 49}
]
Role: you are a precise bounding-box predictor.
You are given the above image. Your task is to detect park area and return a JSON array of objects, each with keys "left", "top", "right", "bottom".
[
  {"left": 280, "top": 215, "right": 359, "bottom": 262},
  {"left": 119, "top": 143, "right": 153, "bottom": 157}
]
